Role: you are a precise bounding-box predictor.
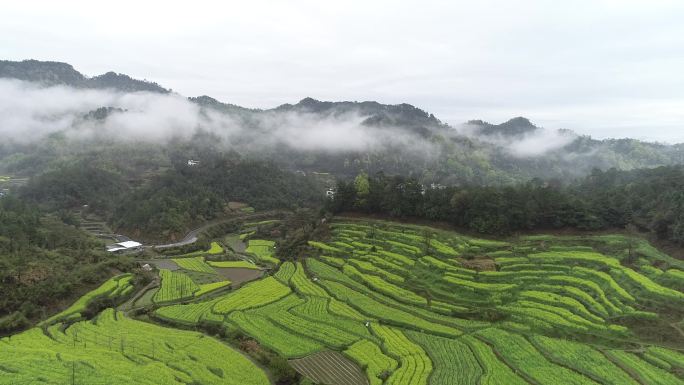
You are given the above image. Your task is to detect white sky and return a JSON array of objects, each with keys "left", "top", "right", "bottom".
[{"left": 2, "top": 0, "right": 684, "bottom": 143}]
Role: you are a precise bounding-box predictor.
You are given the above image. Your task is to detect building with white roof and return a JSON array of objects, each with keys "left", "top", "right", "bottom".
[{"left": 106, "top": 240, "right": 143, "bottom": 253}]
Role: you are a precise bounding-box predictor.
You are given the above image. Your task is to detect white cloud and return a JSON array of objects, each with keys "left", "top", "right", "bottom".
[
  {"left": 1, "top": 1, "right": 684, "bottom": 142},
  {"left": 0, "top": 80, "right": 437, "bottom": 155}
]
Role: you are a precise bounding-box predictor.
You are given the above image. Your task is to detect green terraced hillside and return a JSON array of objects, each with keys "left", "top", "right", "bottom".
[
  {"left": 149, "top": 219, "right": 684, "bottom": 385},
  {"left": 4, "top": 218, "right": 684, "bottom": 385},
  {"left": 0, "top": 308, "right": 269, "bottom": 385}
]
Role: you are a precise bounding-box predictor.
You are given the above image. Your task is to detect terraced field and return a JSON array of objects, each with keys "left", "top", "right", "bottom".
[
  {"left": 5, "top": 218, "right": 684, "bottom": 385},
  {"left": 290, "top": 350, "right": 369, "bottom": 385},
  {"left": 245, "top": 239, "right": 280, "bottom": 265},
  {"left": 0, "top": 309, "right": 269, "bottom": 385},
  {"left": 41, "top": 274, "right": 135, "bottom": 325}
]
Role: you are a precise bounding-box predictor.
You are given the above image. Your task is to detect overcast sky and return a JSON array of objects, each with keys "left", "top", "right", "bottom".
[{"left": 2, "top": 0, "right": 684, "bottom": 143}]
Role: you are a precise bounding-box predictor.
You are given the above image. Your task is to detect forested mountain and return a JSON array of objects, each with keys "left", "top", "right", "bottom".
[
  {"left": 1, "top": 59, "right": 684, "bottom": 239},
  {"left": 0, "top": 59, "right": 168, "bottom": 93},
  {"left": 1, "top": 59, "right": 683, "bottom": 187}
]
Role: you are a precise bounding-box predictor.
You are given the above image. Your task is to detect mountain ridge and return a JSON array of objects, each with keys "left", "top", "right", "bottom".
[
  {"left": 0, "top": 59, "right": 169, "bottom": 93},
  {"left": 1, "top": 59, "right": 684, "bottom": 186}
]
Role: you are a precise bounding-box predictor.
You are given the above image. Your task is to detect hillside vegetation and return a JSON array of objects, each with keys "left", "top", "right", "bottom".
[
  {"left": 0, "top": 196, "right": 134, "bottom": 334},
  {"left": 330, "top": 166, "right": 684, "bottom": 245}
]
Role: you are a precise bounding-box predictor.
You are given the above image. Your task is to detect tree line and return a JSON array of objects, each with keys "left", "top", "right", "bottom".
[{"left": 327, "top": 166, "right": 684, "bottom": 245}]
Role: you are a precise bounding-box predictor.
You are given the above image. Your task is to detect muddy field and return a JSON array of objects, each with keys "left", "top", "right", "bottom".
[
  {"left": 138, "top": 259, "right": 179, "bottom": 271},
  {"left": 289, "top": 351, "right": 368, "bottom": 385},
  {"left": 215, "top": 267, "right": 264, "bottom": 288}
]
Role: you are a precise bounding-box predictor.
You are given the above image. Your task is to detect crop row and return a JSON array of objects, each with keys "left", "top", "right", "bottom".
[
  {"left": 194, "top": 280, "right": 232, "bottom": 297},
  {"left": 319, "top": 280, "right": 462, "bottom": 338},
  {"left": 41, "top": 274, "right": 134, "bottom": 325},
  {"left": 371, "top": 324, "right": 432, "bottom": 385},
  {"left": 291, "top": 261, "right": 328, "bottom": 297},
  {"left": 344, "top": 339, "right": 398, "bottom": 385},
  {"left": 308, "top": 258, "right": 485, "bottom": 331},
  {"left": 274, "top": 261, "right": 296, "bottom": 283},
  {"left": 460, "top": 334, "right": 528, "bottom": 385},
  {"left": 258, "top": 302, "right": 361, "bottom": 349},
  {"left": 245, "top": 239, "right": 279, "bottom": 265},
  {"left": 476, "top": 327, "right": 598, "bottom": 385},
  {"left": 172, "top": 256, "right": 216, "bottom": 273},
  {"left": 289, "top": 296, "right": 374, "bottom": 341},
  {"left": 208, "top": 260, "right": 261, "bottom": 269},
  {"left": 406, "top": 331, "right": 482, "bottom": 385},
  {"left": 529, "top": 335, "right": 639, "bottom": 385},
  {"left": 347, "top": 258, "right": 405, "bottom": 284},
  {"left": 213, "top": 277, "right": 291, "bottom": 314},
  {"left": 228, "top": 311, "right": 322, "bottom": 358},
  {"left": 155, "top": 297, "right": 224, "bottom": 325},
  {"left": 154, "top": 269, "right": 200, "bottom": 303},
  {"left": 3, "top": 308, "right": 269, "bottom": 385},
  {"left": 605, "top": 350, "right": 682, "bottom": 385},
  {"left": 343, "top": 264, "right": 427, "bottom": 306}
]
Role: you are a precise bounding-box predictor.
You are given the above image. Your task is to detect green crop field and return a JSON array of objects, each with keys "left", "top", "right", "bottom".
[
  {"left": 0, "top": 309, "right": 268, "bottom": 385},
  {"left": 345, "top": 339, "right": 398, "bottom": 385},
  {"left": 154, "top": 269, "right": 200, "bottom": 302},
  {"left": 175, "top": 241, "right": 224, "bottom": 258},
  {"left": 172, "top": 256, "right": 216, "bottom": 273},
  {"left": 406, "top": 331, "right": 482, "bottom": 385},
  {"left": 208, "top": 260, "right": 261, "bottom": 269},
  {"left": 289, "top": 350, "right": 368, "bottom": 385},
  {"left": 245, "top": 239, "right": 280, "bottom": 264},
  {"left": 213, "top": 276, "right": 291, "bottom": 313},
  {"left": 194, "top": 280, "right": 232, "bottom": 296},
  {"left": 42, "top": 274, "right": 134, "bottom": 325},
  {"left": 372, "top": 324, "right": 433, "bottom": 385},
  {"left": 5, "top": 218, "right": 684, "bottom": 385}
]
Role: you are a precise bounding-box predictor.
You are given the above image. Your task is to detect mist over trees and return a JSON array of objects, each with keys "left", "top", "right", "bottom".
[{"left": 1, "top": 60, "right": 684, "bottom": 188}]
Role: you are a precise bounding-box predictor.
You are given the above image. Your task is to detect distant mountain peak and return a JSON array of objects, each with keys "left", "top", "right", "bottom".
[
  {"left": 297, "top": 96, "right": 320, "bottom": 105},
  {"left": 0, "top": 59, "right": 168, "bottom": 93},
  {"left": 189, "top": 95, "right": 262, "bottom": 114},
  {"left": 469, "top": 116, "right": 540, "bottom": 137}
]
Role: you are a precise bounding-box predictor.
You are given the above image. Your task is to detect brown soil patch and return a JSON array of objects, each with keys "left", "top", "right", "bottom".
[
  {"left": 228, "top": 201, "right": 249, "bottom": 210},
  {"left": 215, "top": 267, "right": 264, "bottom": 288},
  {"left": 290, "top": 350, "right": 368, "bottom": 385},
  {"left": 138, "top": 259, "right": 180, "bottom": 271},
  {"left": 458, "top": 258, "right": 497, "bottom": 272}
]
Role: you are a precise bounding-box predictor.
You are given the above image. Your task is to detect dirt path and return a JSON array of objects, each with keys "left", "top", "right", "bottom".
[
  {"left": 119, "top": 278, "right": 160, "bottom": 314},
  {"left": 671, "top": 322, "right": 684, "bottom": 339}
]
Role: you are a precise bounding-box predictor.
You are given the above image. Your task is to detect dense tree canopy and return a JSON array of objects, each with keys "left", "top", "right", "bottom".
[
  {"left": 328, "top": 167, "right": 684, "bottom": 245},
  {"left": 0, "top": 196, "right": 134, "bottom": 334},
  {"left": 18, "top": 150, "right": 325, "bottom": 239}
]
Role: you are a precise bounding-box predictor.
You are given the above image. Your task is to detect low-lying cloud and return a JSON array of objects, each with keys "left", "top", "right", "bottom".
[
  {"left": 456, "top": 121, "right": 577, "bottom": 157},
  {"left": 0, "top": 79, "right": 433, "bottom": 155},
  {"left": 0, "top": 78, "right": 582, "bottom": 161}
]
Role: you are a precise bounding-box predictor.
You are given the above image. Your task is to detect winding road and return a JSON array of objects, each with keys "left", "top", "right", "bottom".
[{"left": 150, "top": 211, "right": 287, "bottom": 249}]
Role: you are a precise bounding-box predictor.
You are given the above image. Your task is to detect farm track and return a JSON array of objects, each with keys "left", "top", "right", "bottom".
[{"left": 119, "top": 277, "right": 160, "bottom": 314}]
